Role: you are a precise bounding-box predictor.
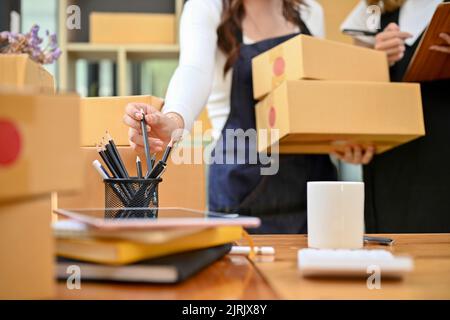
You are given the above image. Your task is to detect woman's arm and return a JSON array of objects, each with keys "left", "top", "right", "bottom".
[{"left": 123, "top": 0, "right": 220, "bottom": 152}]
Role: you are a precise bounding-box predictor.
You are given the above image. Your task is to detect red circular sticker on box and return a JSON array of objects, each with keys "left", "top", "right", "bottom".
[
  {"left": 268, "top": 106, "right": 276, "bottom": 128},
  {"left": 0, "top": 119, "right": 22, "bottom": 166},
  {"left": 272, "top": 57, "right": 285, "bottom": 76}
]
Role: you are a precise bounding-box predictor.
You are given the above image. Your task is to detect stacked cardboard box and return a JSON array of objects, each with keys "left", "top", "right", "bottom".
[
  {"left": 252, "top": 35, "right": 425, "bottom": 154},
  {"left": 0, "top": 91, "right": 83, "bottom": 299}
]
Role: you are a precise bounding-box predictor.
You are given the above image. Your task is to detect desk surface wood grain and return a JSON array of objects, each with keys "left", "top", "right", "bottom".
[{"left": 56, "top": 234, "right": 450, "bottom": 300}]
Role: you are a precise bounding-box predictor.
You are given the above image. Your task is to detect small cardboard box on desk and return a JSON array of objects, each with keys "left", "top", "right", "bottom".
[
  {"left": 0, "top": 90, "right": 83, "bottom": 299},
  {"left": 0, "top": 54, "right": 55, "bottom": 94}
]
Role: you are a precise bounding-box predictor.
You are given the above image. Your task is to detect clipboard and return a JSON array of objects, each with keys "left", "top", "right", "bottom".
[{"left": 403, "top": 2, "right": 450, "bottom": 82}]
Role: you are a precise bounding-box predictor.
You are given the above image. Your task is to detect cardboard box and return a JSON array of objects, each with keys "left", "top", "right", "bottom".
[
  {"left": 0, "top": 54, "right": 55, "bottom": 94},
  {"left": 256, "top": 80, "right": 425, "bottom": 154},
  {"left": 80, "top": 95, "right": 164, "bottom": 147},
  {"left": 0, "top": 92, "right": 84, "bottom": 202},
  {"left": 57, "top": 147, "right": 206, "bottom": 211},
  {"left": 252, "top": 35, "right": 389, "bottom": 99},
  {"left": 0, "top": 195, "right": 54, "bottom": 299},
  {"left": 90, "top": 13, "right": 176, "bottom": 44}
]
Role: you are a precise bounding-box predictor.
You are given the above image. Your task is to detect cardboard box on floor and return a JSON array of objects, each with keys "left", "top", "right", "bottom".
[
  {"left": 57, "top": 146, "right": 206, "bottom": 211},
  {"left": 90, "top": 13, "right": 175, "bottom": 45},
  {"left": 0, "top": 195, "right": 54, "bottom": 299},
  {"left": 80, "top": 95, "right": 164, "bottom": 147},
  {"left": 0, "top": 91, "right": 84, "bottom": 202},
  {"left": 0, "top": 54, "right": 55, "bottom": 94},
  {"left": 256, "top": 80, "right": 425, "bottom": 154},
  {"left": 252, "top": 35, "right": 389, "bottom": 100}
]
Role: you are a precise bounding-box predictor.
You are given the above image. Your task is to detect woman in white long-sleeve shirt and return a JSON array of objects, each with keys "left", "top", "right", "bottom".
[{"left": 122, "top": 0, "right": 364, "bottom": 233}]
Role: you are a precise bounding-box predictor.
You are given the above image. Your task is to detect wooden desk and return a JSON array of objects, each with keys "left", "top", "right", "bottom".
[{"left": 56, "top": 234, "right": 450, "bottom": 300}]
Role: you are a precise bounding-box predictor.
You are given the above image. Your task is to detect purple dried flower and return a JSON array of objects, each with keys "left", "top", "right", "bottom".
[{"left": 0, "top": 24, "right": 61, "bottom": 64}]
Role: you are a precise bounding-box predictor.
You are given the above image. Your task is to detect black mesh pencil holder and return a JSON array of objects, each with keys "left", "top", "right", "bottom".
[{"left": 104, "top": 178, "right": 162, "bottom": 219}]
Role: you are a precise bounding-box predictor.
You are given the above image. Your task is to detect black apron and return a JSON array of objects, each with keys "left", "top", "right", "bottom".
[
  {"left": 364, "top": 4, "right": 450, "bottom": 233},
  {"left": 208, "top": 21, "right": 337, "bottom": 234}
]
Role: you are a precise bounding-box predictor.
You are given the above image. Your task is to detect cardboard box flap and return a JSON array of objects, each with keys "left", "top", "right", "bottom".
[{"left": 0, "top": 92, "right": 83, "bottom": 202}]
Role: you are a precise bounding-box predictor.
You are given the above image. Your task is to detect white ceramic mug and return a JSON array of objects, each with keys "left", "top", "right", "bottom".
[{"left": 307, "top": 181, "right": 364, "bottom": 249}]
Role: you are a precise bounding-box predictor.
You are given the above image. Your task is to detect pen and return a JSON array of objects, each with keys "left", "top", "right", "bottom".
[
  {"left": 93, "top": 160, "right": 130, "bottom": 206},
  {"left": 230, "top": 246, "right": 275, "bottom": 255},
  {"left": 146, "top": 138, "right": 174, "bottom": 179},
  {"left": 92, "top": 160, "right": 110, "bottom": 179},
  {"left": 342, "top": 28, "right": 379, "bottom": 37}
]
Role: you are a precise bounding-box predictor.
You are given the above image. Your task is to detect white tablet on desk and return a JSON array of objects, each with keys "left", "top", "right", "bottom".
[{"left": 54, "top": 207, "right": 261, "bottom": 230}]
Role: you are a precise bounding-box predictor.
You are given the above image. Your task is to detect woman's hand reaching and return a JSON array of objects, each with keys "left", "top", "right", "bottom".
[{"left": 123, "top": 102, "right": 183, "bottom": 155}]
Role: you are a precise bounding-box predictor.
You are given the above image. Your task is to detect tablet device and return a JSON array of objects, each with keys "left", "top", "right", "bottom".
[{"left": 54, "top": 207, "right": 261, "bottom": 230}]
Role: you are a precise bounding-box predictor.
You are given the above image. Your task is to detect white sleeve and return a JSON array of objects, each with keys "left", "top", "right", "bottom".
[
  {"left": 301, "top": 0, "right": 325, "bottom": 38},
  {"left": 162, "top": 0, "right": 221, "bottom": 131},
  {"left": 340, "top": 0, "right": 376, "bottom": 45}
]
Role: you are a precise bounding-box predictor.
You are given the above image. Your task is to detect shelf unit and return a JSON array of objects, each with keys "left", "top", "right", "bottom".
[{"left": 57, "top": 0, "right": 183, "bottom": 96}]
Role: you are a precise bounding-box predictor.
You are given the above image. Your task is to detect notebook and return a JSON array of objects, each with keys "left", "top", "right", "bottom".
[
  {"left": 56, "top": 244, "right": 232, "bottom": 284},
  {"left": 56, "top": 225, "right": 243, "bottom": 265},
  {"left": 403, "top": 3, "right": 450, "bottom": 82}
]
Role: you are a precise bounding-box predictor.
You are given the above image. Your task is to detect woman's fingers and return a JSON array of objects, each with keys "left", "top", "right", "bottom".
[
  {"left": 439, "top": 32, "right": 450, "bottom": 44},
  {"left": 375, "top": 30, "right": 412, "bottom": 42},
  {"left": 332, "top": 145, "right": 375, "bottom": 164},
  {"left": 430, "top": 34, "right": 450, "bottom": 54},
  {"left": 430, "top": 45, "right": 450, "bottom": 53},
  {"left": 375, "top": 36, "right": 404, "bottom": 51},
  {"left": 362, "top": 146, "right": 375, "bottom": 165},
  {"left": 128, "top": 128, "right": 164, "bottom": 153},
  {"left": 343, "top": 145, "right": 354, "bottom": 163},
  {"left": 352, "top": 145, "right": 363, "bottom": 163}
]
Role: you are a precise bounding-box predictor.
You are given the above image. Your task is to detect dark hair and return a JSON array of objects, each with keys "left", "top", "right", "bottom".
[{"left": 217, "top": 0, "right": 303, "bottom": 74}]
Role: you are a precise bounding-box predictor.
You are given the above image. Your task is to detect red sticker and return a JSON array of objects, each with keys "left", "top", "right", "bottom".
[
  {"left": 272, "top": 57, "right": 285, "bottom": 76},
  {"left": 0, "top": 119, "right": 22, "bottom": 166},
  {"left": 268, "top": 106, "right": 276, "bottom": 128}
]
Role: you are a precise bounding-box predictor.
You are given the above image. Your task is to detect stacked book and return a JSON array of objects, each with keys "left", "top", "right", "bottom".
[{"left": 54, "top": 219, "right": 242, "bottom": 284}]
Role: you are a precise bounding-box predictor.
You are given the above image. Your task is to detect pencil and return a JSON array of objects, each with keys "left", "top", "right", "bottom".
[
  {"left": 96, "top": 143, "right": 118, "bottom": 178},
  {"left": 106, "top": 132, "right": 129, "bottom": 178},
  {"left": 136, "top": 156, "right": 143, "bottom": 179},
  {"left": 140, "top": 111, "right": 153, "bottom": 176}
]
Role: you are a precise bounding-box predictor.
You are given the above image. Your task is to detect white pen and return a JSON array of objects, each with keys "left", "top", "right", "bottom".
[{"left": 230, "top": 246, "right": 275, "bottom": 255}]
